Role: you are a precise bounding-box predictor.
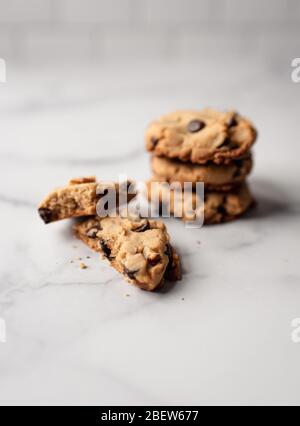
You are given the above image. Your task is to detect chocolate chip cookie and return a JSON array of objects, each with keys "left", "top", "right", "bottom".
[
  {"left": 38, "top": 177, "right": 136, "bottom": 224},
  {"left": 151, "top": 154, "right": 253, "bottom": 191},
  {"left": 146, "top": 109, "right": 257, "bottom": 165},
  {"left": 146, "top": 180, "right": 254, "bottom": 225},
  {"left": 74, "top": 216, "right": 181, "bottom": 291}
]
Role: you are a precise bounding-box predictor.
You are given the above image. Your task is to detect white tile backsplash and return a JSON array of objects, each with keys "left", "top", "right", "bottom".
[
  {"left": 20, "top": 28, "right": 92, "bottom": 64},
  {"left": 58, "top": 0, "right": 132, "bottom": 23},
  {"left": 0, "top": 0, "right": 53, "bottom": 22},
  {"left": 94, "top": 27, "right": 173, "bottom": 63},
  {"left": 290, "top": 0, "right": 300, "bottom": 21},
  {"left": 0, "top": 0, "right": 298, "bottom": 65},
  {"left": 0, "top": 32, "right": 13, "bottom": 58},
  {"left": 223, "top": 0, "right": 290, "bottom": 22},
  {"left": 144, "top": 0, "right": 212, "bottom": 23},
  {"left": 177, "top": 28, "right": 254, "bottom": 61}
]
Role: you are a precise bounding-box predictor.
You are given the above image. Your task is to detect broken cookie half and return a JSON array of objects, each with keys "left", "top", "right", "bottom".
[
  {"left": 38, "top": 176, "right": 136, "bottom": 224},
  {"left": 74, "top": 215, "right": 181, "bottom": 291}
]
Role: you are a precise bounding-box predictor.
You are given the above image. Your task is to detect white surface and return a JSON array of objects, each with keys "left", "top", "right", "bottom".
[
  {"left": 0, "top": 0, "right": 299, "bottom": 65},
  {"left": 0, "top": 59, "right": 300, "bottom": 406}
]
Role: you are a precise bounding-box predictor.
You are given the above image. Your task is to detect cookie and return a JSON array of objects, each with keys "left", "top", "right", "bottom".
[
  {"left": 74, "top": 216, "right": 181, "bottom": 291},
  {"left": 146, "top": 180, "right": 254, "bottom": 225},
  {"left": 38, "top": 177, "right": 136, "bottom": 224},
  {"left": 145, "top": 109, "right": 257, "bottom": 165},
  {"left": 151, "top": 154, "right": 253, "bottom": 191}
]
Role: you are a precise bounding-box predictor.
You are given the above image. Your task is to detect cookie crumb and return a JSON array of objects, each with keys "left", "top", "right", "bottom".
[
  {"left": 80, "top": 263, "right": 88, "bottom": 269},
  {"left": 86, "top": 256, "right": 91, "bottom": 259},
  {"left": 77, "top": 257, "right": 82, "bottom": 261},
  {"left": 125, "top": 294, "right": 130, "bottom": 297}
]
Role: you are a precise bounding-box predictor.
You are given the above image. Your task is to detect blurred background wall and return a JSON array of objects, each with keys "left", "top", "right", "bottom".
[{"left": 0, "top": 0, "right": 299, "bottom": 69}]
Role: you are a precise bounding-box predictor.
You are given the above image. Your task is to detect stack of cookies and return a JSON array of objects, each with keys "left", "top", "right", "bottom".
[{"left": 145, "top": 109, "right": 257, "bottom": 224}]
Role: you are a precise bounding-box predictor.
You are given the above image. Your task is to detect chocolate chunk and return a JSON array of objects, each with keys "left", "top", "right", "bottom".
[
  {"left": 220, "top": 138, "right": 236, "bottom": 149},
  {"left": 233, "top": 171, "right": 241, "bottom": 179},
  {"left": 228, "top": 116, "right": 238, "bottom": 128},
  {"left": 187, "top": 120, "right": 205, "bottom": 133},
  {"left": 149, "top": 255, "right": 161, "bottom": 267},
  {"left": 233, "top": 158, "right": 243, "bottom": 167},
  {"left": 164, "top": 243, "right": 172, "bottom": 259},
  {"left": 124, "top": 267, "right": 139, "bottom": 280},
  {"left": 151, "top": 137, "right": 159, "bottom": 148},
  {"left": 233, "top": 159, "right": 243, "bottom": 178},
  {"left": 134, "top": 221, "right": 150, "bottom": 233},
  {"left": 99, "top": 239, "right": 112, "bottom": 258},
  {"left": 163, "top": 244, "right": 181, "bottom": 282},
  {"left": 38, "top": 208, "right": 53, "bottom": 224},
  {"left": 86, "top": 226, "right": 101, "bottom": 239},
  {"left": 217, "top": 205, "right": 227, "bottom": 215},
  {"left": 221, "top": 138, "right": 230, "bottom": 146},
  {"left": 164, "top": 244, "right": 173, "bottom": 272}
]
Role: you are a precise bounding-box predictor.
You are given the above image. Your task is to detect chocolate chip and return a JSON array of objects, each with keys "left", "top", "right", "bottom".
[
  {"left": 217, "top": 205, "right": 227, "bottom": 215},
  {"left": 220, "top": 138, "right": 236, "bottom": 149},
  {"left": 187, "top": 120, "right": 205, "bottom": 133},
  {"left": 233, "top": 159, "right": 243, "bottom": 178},
  {"left": 233, "top": 158, "right": 243, "bottom": 167},
  {"left": 228, "top": 116, "right": 238, "bottom": 128},
  {"left": 221, "top": 138, "right": 230, "bottom": 146},
  {"left": 149, "top": 255, "right": 161, "bottom": 267},
  {"left": 151, "top": 137, "right": 159, "bottom": 148},
  {"left": 164, "top": 243, "right": 172, "bottom": 259},
  {"left": 233, "top": 170, "right": 241, "bottom": 179},
  {"left": 124, "top": 267, "right": 139, "bottom": 280},
  {"left": 99, "top": 239, "right": 112, "bottom": 258},
  {"left": 164, "top": 244, "right": 174, "bottom": 272},
  {"left": 38, "top": 208, "right": 53, "bottom": 224},
  {"left": 86, "top": 227, "right": 100, "bottom": 239},
  {"left": 134, "top": 221, "right": 150, "bottom": 233}
]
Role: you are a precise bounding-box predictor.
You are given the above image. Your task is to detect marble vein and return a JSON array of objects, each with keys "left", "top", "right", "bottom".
[{"left": 0, "top": 194, "right": 35, "bottom": 209}]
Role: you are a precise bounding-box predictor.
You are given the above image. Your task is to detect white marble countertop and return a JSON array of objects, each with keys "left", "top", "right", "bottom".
[{"left": 0, "top": 60, "right": 300, "bottom": 405}]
